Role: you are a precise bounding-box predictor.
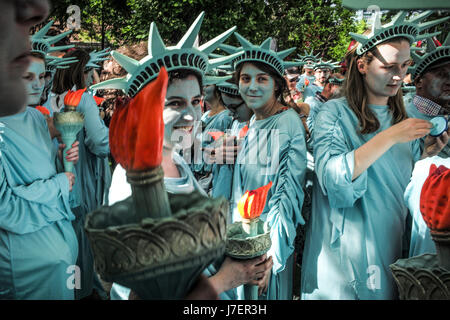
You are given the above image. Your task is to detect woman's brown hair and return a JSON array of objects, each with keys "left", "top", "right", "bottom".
[
  {"left": 344, "top": 37, "right": 409, "bottom": 134},
  {"left": 52, "top": 49, "right": 91, "bottom": 94}
]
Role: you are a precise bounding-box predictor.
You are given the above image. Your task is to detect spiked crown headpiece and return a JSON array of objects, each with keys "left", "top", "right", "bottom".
[
  {"left": 86, "top": 48, "right": 111, "bottom": 70},
  {"left": 45, "top": 55, "right": 79, "bottom": 73},
  {"left": 349, "top": 11, "right": 449, "bottom": 56},
  {"left": 219, "top": 34, "right": 303, "bottom": 76},
  {"left": 31, "top": 20, "right": 75, "bottom": 56},
  {"left": 313, "top": 59, "right": 340, "bottom": 71},
  {"left": 410, "top": 33, "right": 450, "bottom": 80},
  {"left": 296, "top": 49, "right": 320, "bottom": 68},
  {"left": 90, "top": 12, "right": 242, "bottom": 97},
  {"left": 217, "top": 81, "right": 240, "bottom": 96}
]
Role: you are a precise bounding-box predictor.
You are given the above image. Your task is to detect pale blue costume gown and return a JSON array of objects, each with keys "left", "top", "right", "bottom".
[
  {"left": 404, "top": 156, "right": 449, "bottom": 257},
  {"left": 296, "top": 75, "right": 316, "bottom": 95},
  {"left": 46, "top": 91, "right": 111, "bottom": 299},
  {"left": 211, "top": 120, "right": 247, "bottom": 201},
  {"left": 0, "top": 107, "right": 78, "bottom": 299},
  {"left": 301, "top": 97, "right": 422, "bottom": 300},
  {"left": 192, "top": 109, "right": 233, "bottom": 187},
  {"left": 405, "top": 98, "right": 449, "bottom": 158},
  {"left": 231, "top": 108, "right": 307, "bottom": 300},
  {"left": 302, "top": 83, "right": 323, "bottom": 101}
]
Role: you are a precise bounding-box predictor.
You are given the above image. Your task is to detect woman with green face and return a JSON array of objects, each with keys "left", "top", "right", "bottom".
[
  {"left": 22, "top": 53, "right": 46, "bottom": 107},
  {"left": 301, "top": 11, "right": 448, "bottom": 300},
  {"left": 227, "top": 34, "right": 308, "bottom": 300}
]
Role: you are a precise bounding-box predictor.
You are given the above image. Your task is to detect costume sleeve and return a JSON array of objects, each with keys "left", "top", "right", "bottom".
[
  {"left": 313, "top": 102, "right": 368, "bottom": 210},
  {"left": 80, "top": 93, "right": 110, "bottom": 157},
  {"left": 0, "top": 159, "right": 73, "bottom": 235},
  {"left": 265, "top": 116, "right": 307, "bottom": 275}
]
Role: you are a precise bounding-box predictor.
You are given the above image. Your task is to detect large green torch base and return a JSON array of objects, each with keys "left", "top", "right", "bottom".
[{"left": 85, "top": 192, "right": 228, "bottom": 299}]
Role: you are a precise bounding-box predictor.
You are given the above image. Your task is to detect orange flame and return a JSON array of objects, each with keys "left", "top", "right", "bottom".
[
  {"left": 36, "top": 105, "right": 50, "bottom": 116},
  {"left": 93, "top": 96, "right": 105, "bottom": 106},
  {"left": 238, "top": 181, "right": 273, "bottom": 220},
  {"left": 238, "top": 125, "right": 249, "bottom": 139},
  {"left": 304, "top": 78, "right": 309, "bottom": 87},
  {"left": 109, "top": 67, "right": 168, "bottom": 171},
  {"left": 64, "top": 88, "right": 87, "bottom": 108},
  {"left": 420, "top": 164, "right": 450, "bottom": 231},
  {"left": 208, "top": 131, "right": 225, "bottom": 141}
]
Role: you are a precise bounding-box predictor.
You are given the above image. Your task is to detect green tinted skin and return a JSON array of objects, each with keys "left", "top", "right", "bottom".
[
  {"left": 239, "top": 63, "right": 275, "bottom": 110},
  {"left": 22, "top": 58, "right": 46, "bottom": 106}
]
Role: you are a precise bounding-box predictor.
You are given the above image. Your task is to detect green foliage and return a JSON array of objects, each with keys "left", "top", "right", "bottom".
[{"left": 47, "top": 0, "right": 369, "bottom": 61}]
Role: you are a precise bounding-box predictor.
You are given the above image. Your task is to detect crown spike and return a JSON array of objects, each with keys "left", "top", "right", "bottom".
[
  {"left": 371, "top": 11, "right": 382, "bottom": 34},
  {"left": 234, "top": 32, "right": 254, "bottom": 49},
  {"left": 389, "top": 11, "right": 408, "bottom": 27},
  {"left": 408, "top": 10, "right": 434, "bottom": 24},
  {"left": 426, "top": 37, "right": 438, "bottom": 52},
  {"left": 277, "top": 47, "right": 296, "bottom": 60},
  {"left": 32, "top": 20, "right": 54, "bottom": 39},
  {"left": 177, "top": 12, "right": 205, "bottom": 49},
  {"left": 284, "top": 61, "right": 305, "bottom": 69},
  {"left": 260, "top": 38, "right": 272, "bottom": 50},
  {"left": 416, "top": 31, "right": 442, "bottom": 41},
  {"left": 48, "top": 44, "right": 75, "bottom": 52},
  {"left": 90, "top": 77, "right": 128, "bottom": 91},
  {"left": 444, "top": 33, "right": 450, "bottom": 47},
  {"left": 198, "top": 26, "right": 237, "bottom": 55},
  {"left": 349, "top": 32, "right": 368, "bottom": 45},
  {"left": 209, "top": 51, "right": 244, "bottom": 70},
  {"left": 111, "top": 51, "right": 140, "bottom": 74},
  {"left": 148, "top": 22, "right": 166, "bottom": 57},
  {"left": 417, "top": 16, "right": 450, "bottom": 32},
  {"left": 204, "top": 75, "right": 232, "bottom": 86},
  {"left": 219, "top": 43, "right": 240, "bottom": 54},
  {"left": 46, "top": 30, "right": 73, "bottom": 45}
]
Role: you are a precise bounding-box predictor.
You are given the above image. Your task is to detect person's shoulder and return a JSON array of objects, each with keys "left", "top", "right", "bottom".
[
  {"left": 315, "top": 97, "right": 355, "bottom": 126},
  {"left": 277, "top": 108, "right": 305, "bottom": 134}
]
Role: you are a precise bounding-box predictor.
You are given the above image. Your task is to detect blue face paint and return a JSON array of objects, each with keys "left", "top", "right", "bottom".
[
  {"left": 23, "top": 60, "right": 46, "bottom": 106},
  {"left": 239, "top": 64, "right": 275, "bottom": 110},
  {"left": 84, "top": 69, "right": 94, "bottom": 88}
]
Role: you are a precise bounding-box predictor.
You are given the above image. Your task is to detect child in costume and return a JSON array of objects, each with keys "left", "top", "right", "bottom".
[
  {"left": 92, "top": 12, "right": 272, "bottom": 300},
  {"left": 301, "top": 10, "right": 449, "bottom": 300},
  {"left": 225, "top": 34, "right": 308, "bottom": 300}
]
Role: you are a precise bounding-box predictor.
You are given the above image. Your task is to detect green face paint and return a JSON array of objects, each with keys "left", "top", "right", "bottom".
[
  {"left": 23, "top": 60, "right": 46, "bottom": 106},
  {"left": 238, "top": 63, "right": 275, "bottom": 110}
]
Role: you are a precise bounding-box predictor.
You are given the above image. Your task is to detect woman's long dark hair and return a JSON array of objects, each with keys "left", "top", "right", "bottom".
[{"left": 52, "top": 49, "right": 90, "bottom": 94}]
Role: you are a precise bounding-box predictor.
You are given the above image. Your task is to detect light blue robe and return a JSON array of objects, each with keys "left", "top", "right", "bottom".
[
  {"left": 405, "top": 98, "right": 449, "bottom": 158},
  {"left": 211, "top": 120, "right": 247, "bottom": 201},
  {"left": 296, "top": 74, "right": 316, "bottom": 94},
  {"left": 301, "top": 97, "right": 422, "bottom": 300},
  {"left": 192, "top": 109, "right": 233, "bottom": 177},
  {"left": 302, "top": 84, "right": 323, "bottom": 101},
  {"left": 231, "top": 108, "right": 307, "bottom": 300},
  {"left": 0, "top": 107, "right": 78, "bottom": 299},
  {"left": 404, "top": 156, "right": 449, "bottom": 257}
]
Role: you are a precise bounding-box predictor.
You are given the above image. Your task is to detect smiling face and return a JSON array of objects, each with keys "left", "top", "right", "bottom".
[
  {"left": 0, "top": 0, "right": 49, "bottom": 116},
  {"left": 358, "top": 39, "right": 411, "bottom": 104},
  {"left": 416, "top": 62, "right": 450, "bottom": 111},
  {"left": 163, "top": 74, "right": 202, "bottom": 149},
  {"left": 239, "top": 63, "right": 276, "bottom": 110},
  {"left": 22, "top": 56, "right": 46, "bottom": 106}
]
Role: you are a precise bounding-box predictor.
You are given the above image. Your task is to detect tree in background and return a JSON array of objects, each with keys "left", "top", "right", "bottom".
[{"left": 44, "top": 0, "right": 449, "bottom": 63}]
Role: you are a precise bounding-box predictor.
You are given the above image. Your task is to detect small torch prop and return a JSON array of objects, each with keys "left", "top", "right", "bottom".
[
  {"left": 226, "top": 181, "right": 273, "bottom": 300},
  {"left": 53, "top": 89, "right": 85, "bottom": 172},
  {"left": 420, "top": 164, "right": 450, "bottom": 270}
]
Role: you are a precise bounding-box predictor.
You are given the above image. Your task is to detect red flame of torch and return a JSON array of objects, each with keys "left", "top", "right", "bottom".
[
  {"left": 238, "top": 181, "right": 273, "bottom": 220},
  {"left": 109, "top": 67, "right": 168, "bottom": 171},
  {"left": 420, "top": 164, "right": 450, "bottom": 231},
  {"left": 64, "top": 88, "right": 87, "bottom": 108}
]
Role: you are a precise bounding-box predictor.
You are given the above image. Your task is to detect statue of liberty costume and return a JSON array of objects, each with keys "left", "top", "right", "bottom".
[
  {"left": 0, "top": 107, "right": 78, "bottom": 299},
  {"left": 300, "top": 11, "right": 448, "bottom": 300},
  {"left": 90, "top": 12, "right": 242, "bottom": 300},
  {"left": 225, "top": 34, "right": 307, "bottom": 300}
]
